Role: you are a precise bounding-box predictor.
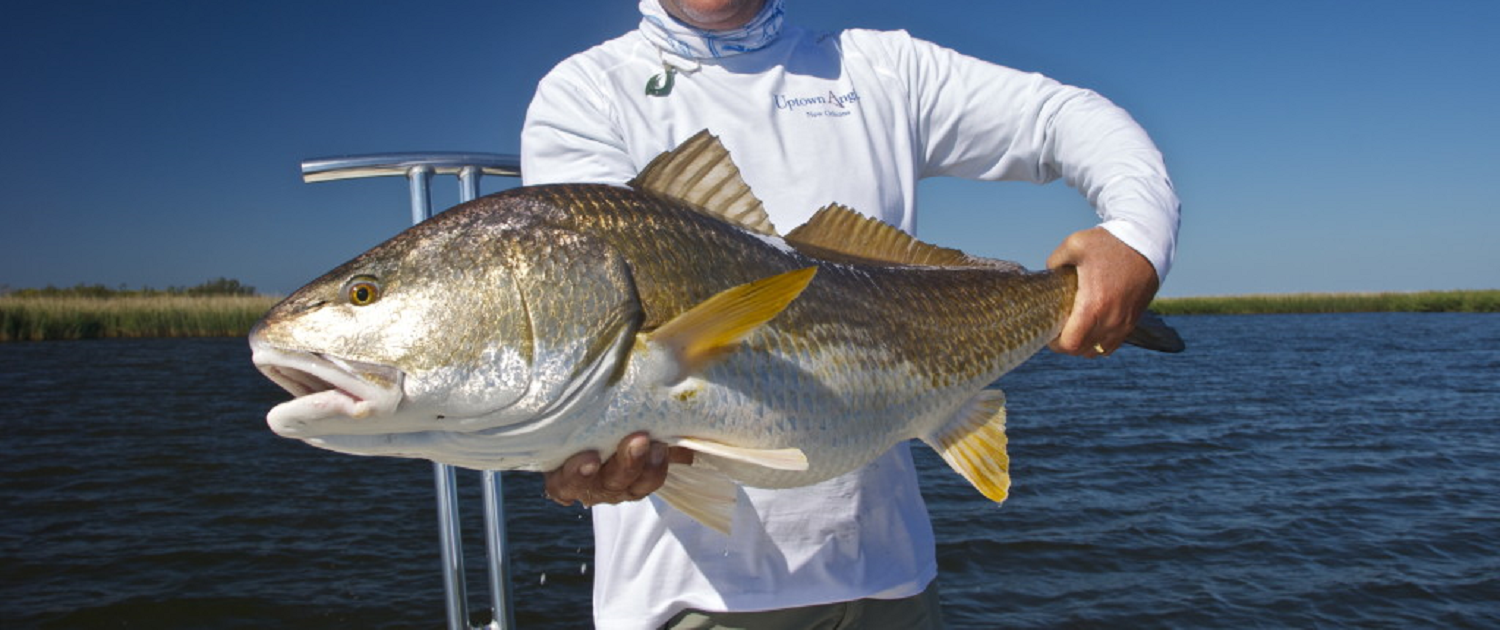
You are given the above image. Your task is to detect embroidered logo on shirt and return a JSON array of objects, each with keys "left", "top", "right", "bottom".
[{"left": 773, "top": 90, "right": 860, "bottom": 118}]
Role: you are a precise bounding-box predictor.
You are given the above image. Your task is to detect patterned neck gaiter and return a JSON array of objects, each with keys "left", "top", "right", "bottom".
[{"left": 638, "top": 0, "right": 786, "bottom": 60}]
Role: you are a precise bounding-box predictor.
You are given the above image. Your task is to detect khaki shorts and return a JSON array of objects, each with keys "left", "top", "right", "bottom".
[{"left": 660, "top": 583, "right": 944, "bottom": 630}]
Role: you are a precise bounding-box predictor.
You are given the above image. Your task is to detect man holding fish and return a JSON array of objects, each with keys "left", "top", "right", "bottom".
[
  {"left": 523, "top": 0, "right": 1179, "bottom": 627},
  {"left": 251, "top": 0, "right": 1180, "bottom": 626}
]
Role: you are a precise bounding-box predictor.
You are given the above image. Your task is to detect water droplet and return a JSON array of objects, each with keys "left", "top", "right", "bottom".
[
  {"left": 580, "top": 562, "right": 589, "bottom": 574},
  {"left": 539, "top": 572, "right": 548, "bottom": 586}
]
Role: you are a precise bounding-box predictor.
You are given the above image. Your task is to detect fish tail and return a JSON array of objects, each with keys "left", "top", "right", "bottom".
[{"left": 1124, "top": 310, "right": 1186, "bottom": 353}]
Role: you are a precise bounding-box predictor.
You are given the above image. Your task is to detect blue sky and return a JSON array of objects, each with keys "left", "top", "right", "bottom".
[{"left": 2, "top": 0, "right": 1496, "bottom": 297}]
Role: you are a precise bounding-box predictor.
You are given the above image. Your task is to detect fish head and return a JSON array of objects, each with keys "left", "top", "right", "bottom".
[{"left": 249, "top": 200, "right": 642, "bottom": 466}]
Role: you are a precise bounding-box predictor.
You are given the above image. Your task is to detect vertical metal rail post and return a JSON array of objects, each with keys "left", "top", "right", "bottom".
[
  {"left": 459, "top": 165, "right": 517, "bottom": 628},
  {"left": 301, "top": 153, "right": 522, "bottom": 630}
]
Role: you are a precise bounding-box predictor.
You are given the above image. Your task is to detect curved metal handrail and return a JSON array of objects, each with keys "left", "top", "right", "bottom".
[{"left": 301, "top": 152, "right": 521, "bottom": 183}]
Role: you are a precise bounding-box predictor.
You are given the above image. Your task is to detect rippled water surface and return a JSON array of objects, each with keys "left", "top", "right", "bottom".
[{"left": 3, "top": 314, "right": 1498, "bottom": 628}]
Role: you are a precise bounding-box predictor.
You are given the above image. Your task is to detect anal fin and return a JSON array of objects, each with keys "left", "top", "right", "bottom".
[
  {"left": 923, "top": 389, "right": 1011, "bottom": 503},
  {"left": 653, "top": 437, "right": 809, "bottom": 534}
]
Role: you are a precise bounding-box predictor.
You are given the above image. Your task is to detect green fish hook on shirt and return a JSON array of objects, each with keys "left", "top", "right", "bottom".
[{"left": 646, "top": 64, "right": 676, "bottom": 97}]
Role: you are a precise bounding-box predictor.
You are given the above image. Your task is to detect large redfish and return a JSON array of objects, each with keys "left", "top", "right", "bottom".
[{"left": 249, "top": 130, "right": 1182, "bottom": 533}]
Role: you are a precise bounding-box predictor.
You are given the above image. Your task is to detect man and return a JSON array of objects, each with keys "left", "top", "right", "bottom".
[{"left": 520, "top": 1, "right": 1179, "bottom": 627}]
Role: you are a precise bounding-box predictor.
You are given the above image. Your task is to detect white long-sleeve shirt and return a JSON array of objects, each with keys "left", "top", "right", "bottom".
[{"left": 522, "top": 20, "right": 1179, "bottom": 630}]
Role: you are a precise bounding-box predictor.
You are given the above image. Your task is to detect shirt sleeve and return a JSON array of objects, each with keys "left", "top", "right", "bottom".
[
  {"left": 521, "top": 60, "right": 638, "bottom": 187},
  {"left": 875, "top": 31, "right": 1181, "bottom": 280}
]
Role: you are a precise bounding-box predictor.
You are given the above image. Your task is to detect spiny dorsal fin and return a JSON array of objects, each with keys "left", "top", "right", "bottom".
[
  {"left": 786, "top": 204, "right": 1017, "bottom": 269},
  {"left": 628, "top": 130, "right": 778, "bottom": 236}
]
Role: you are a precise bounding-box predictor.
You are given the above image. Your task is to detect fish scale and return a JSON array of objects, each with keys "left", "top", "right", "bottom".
[{"left": 529, "top": 182, "right": 1074, "bottom": 381}]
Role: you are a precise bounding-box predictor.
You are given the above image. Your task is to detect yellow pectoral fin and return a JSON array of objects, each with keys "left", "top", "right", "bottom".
[
  {"left": 925, "top": 389, "right": 1011, "bottom": 503},
  {"left": 649, "top": 266, "right": 817, "bottom": 382}
]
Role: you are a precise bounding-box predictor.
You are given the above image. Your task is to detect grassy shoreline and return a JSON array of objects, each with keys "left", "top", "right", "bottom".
[
  {"left": 1, "top": 289, "right": 1495, "bottom": 341},
  {"left": 1149, "top": 289, "right": 1499, "bottom": 316},
  {"left": 0, "top": 295, "right": 280, "bottom": 342}
]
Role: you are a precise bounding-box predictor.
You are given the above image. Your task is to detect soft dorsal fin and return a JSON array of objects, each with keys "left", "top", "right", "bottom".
[
  {"left": 628, "top": 130, "right": 778, "bottom": 236},
  {"left": 785, "top": 203, "right": 1012, "bottom": 269}
]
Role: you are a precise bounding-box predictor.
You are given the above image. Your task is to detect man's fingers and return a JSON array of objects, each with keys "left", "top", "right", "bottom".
[
  {"left": 1050, "top": 284, "right": 1113, "bottom": 357},
  {"left": 600, "top": 433, "right": 652, "bottom": 493},
  {"left": 625, "top": 443, "right": 671, "bottom": 499},
  {"left": 544, "top": 450, "right": 603, "bottom": 505},
  {"left": 544, "top": 434, "right": 682, "bottom": 507},
  {"left": 1050, "top": 320, "right": 1111, "bottom": 357},
  {"left": 1046, "top": 226, "right": 1159, "bottom": 359},
  {"left": 1049, "top": 310, "right": 1089, "bottom": 355}
]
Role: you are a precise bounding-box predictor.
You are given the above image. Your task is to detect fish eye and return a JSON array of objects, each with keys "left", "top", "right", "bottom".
[{"left": 344, "top": 277, "right": 381, "bottom": 306}]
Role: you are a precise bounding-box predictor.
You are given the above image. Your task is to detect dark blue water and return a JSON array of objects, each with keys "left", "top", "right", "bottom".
[{"left": 3, "top": 314, "right": 1498, "bottom": 628}]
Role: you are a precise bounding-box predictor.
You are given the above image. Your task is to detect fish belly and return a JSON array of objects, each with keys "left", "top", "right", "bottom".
[{"left": 597, "top": 340, "right": 986, "bottom": 490}]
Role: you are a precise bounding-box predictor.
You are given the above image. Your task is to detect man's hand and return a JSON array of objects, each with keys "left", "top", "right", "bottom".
[
  {"left": 543, "top": 432, "right": 693, "bottom": 507},
  {"left": 1046, "top": 227, "right": 1160, "bottom": 358}
]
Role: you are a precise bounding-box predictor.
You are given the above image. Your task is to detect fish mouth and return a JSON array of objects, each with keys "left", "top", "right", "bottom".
[{"left": 251, "top": 345, "right": 406, "bottom": 438}]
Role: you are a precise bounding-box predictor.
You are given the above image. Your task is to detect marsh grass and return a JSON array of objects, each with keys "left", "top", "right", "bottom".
[
  {"left": 1150, "top": 289, "right": 1500, "bottom": 316},
  {"left": 2, "top": 289, "right": 1495, "bottom": 341},
  {"left": 0, "top": 295, "right": 280, "bottom": 342}
]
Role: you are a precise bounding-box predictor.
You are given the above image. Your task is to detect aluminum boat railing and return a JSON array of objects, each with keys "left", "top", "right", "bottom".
[{"left": 301, "top": 152, "right": 523, "bottom": 630}]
